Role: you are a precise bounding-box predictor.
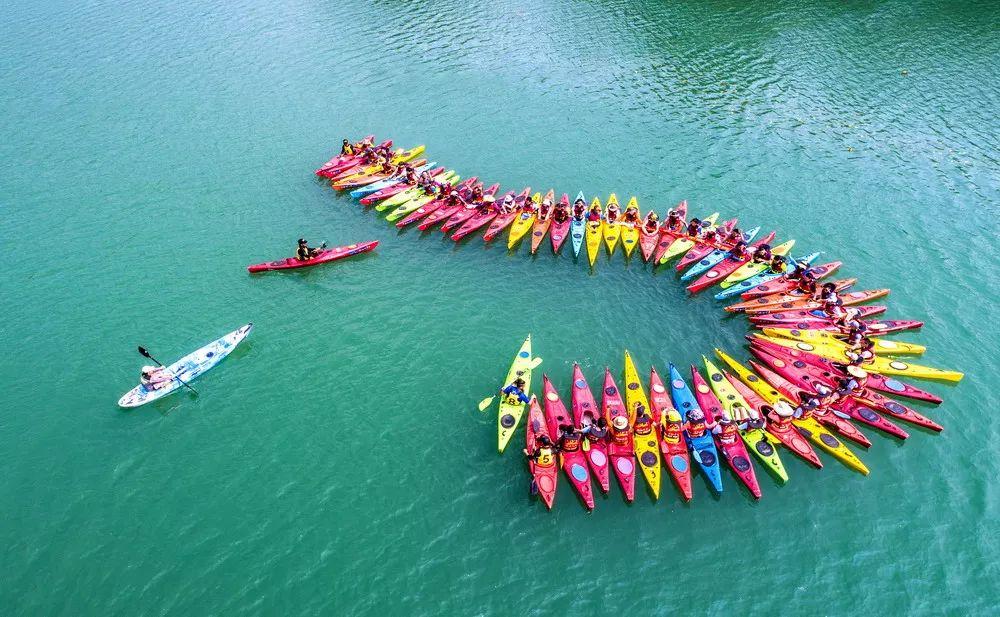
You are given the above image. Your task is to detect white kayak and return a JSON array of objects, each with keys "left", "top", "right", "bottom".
[{"left": 118, "top": 323, "right": 253, "bottom": 408}]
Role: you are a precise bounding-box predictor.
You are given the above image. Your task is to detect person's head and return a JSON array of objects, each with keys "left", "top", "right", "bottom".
[
  {"left": 538, "top": 435, "right": 551, "bottom": 446},
  {"left": 690, "top": 218, "right": 701, "bottom": 226},
  {"left": 342, "top": 139, "right": 349, "bottom": 145},
  {"left": 298, "top": 238, "right": 308, "bottom": 246},
  {"left": 719, "top": 414, "right": 733, "bottom": 425},
  {"left": 815, "top": 384, "right": 832, "bottom": 397},
  {"left": 612, "top": 416, "right": 628, "bottom": 431},
  {"left": 597, "top": 417, "right": 607, "bottom": 428},
  {"left": 822, "top": 282, "right": 835, "bottom": 292},
  {"left": 734, "top": 240, "right": 747, "bottom": 251},
  {"left": 513, "top": 378, "right": 525, "bottom": 389},
  {"left": 666, "top": 410, "right": 681, "bottom": 424},
  {"left": 687, "top": 409, "right": 705, "bottom": 423},
  {"left": 771, "top": 255, "right": 785, "bottom": 265}
]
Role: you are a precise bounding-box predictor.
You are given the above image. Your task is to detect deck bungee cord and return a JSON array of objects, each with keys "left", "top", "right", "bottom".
[{"left": 318, "top": 136, "right": 964, "bottom": 508}]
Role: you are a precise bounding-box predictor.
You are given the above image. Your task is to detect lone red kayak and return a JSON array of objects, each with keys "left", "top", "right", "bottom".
[
  {"left": 571, "top": 364, "right": 611, "bottom": 493},
  {"left": 648, "top": 367, "right": 692, "bottom": 500},
  {"left": 247, "top": 241, "right": 378, "bottom": 273},
  {"left": 602, "top": 369, "right": 635, "bottom": 502},
  {"left": 542, "top": 376, "right": 595, "bottom": 510}
]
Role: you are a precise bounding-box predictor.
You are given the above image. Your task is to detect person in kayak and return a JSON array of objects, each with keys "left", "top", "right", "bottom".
[
  {"left": 685, "top": 218, "right": 702, "bottom": 237},
  {"left": 633, "top": 408, "right": 655, "bottom": 437},
  {"left": 723, "top": 226, "right": 744, "bottom": 246},
  {"left": 605, "top": 201, "right": 620, "bottom": 223},
  {"left": 729, "top": 240, "right": 751, "bottom": 261},
  {"left": 340, "top": 139, "right": 354, "bottom": 156},
  {"left": 587, "top": 203, "right": 603, "bottom": 222},
  {"left": 844, "top": 338, "right": 876, "bottom": 366},
  {"left": 752, "top": 243, "right": 773, "bottom": 263},
  {"left": 765, "top": 400, "right": 797, "bottom": 430},
  {"left": 794, "top": 393, "right": 821, "bottom": 420},
  {"left": 475, "top": 194, "right": 495, "bottom": 214},
  {"left": 642, "top": 211, "right": 659, "bottom": 233},
  {"left": 572, "top": 197, "right": 587, "bottom": 220},
  {"left": 553, "top": 201, "right": 570, "bottom": 224},
  {"left": 819, "top": 282, "right": 840, "bottom": 304},
  {"left": 844, "top": 323, "right": 870, "bottom": 347},
  {"left": 684, "top": 409, "right": 708, "bottom": 438},
  {"left": 583, "top": 417, "right": 609, "bottom": 444},
  {"left": 524, "top": 434, "right": 556, "bottom": 466},
  {"left": 557, "top": 424, "right": 584, "bottom": 453},
  {"left": 660, "top": 409, "right": 684, "bottom": 445},
  {"left": 610, "top": 415, "right": 631, "bottom": 446},
  {"left": 664, "top": 209, "right": 683, "bottom": 232},
  {"left": 623, "top": 203, "right": 640, "bottom": 225},
  {"left": 140, "top": 366, "right": 174, "bottom": 391},
  {"left": 497, "top": 193, "right": 516, "bottom": 214},
  {"left": 709, "top": 414, "right": 739, "bottom": 445},
  {"left": 768, "top": 254, "right": 788, "bottom": 274},
  {"left": 296, "top": 238, "right": 326, "bottom": 261},
  {"left": 501, "top": 377, "right": 530, "bottom": 404},
  {"left": 730, "top": 402, "right": 765, "bottom": 430}
]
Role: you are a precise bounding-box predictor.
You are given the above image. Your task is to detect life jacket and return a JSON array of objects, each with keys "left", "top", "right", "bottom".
[
  {"left": 686, "top": 421, "right": 707, "bottom": 438},
  {"left": 719, "top": 422, "right": 738, "bottom": 444},
  {"left": 560, "top": 432, "right": 582, "bottom": 452},
  {"left": 611, "top": 427, "right": 630, "bottom": 446},
  {"left": 633, "top": 416, "right": 654, "bottom": 435},
  {"left": 661, "top": 421, "right": 682, "bottom": 444},
  {"left": 536, "top": 447, "right": 556, "bottom": 468}
]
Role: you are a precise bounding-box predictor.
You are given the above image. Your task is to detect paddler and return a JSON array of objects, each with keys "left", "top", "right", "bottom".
[
  {"left": 684, "top": 409, "right": 708, "bottom": 438},
  {"left": 633, "top": 408, "right": 655, "bottom": 438},
  {"left": 340, "top": 139, "right": 354, "bottom": 156},
  {"left": 623, "top": 202, "right": 640, "bottom": 225},
  {"left": 605, "top": 200, "right": 620, "bottom": 223},
  {"left": 553, "top": 200, "right": 570, "bottom": 224},
  {"left": 768, "top": 255, "right": 788, "bottom": 274},
  {"left": 723, "top": 226, "right": 744, "bottom": 246},
  {"left": 664, "top": 209, "right": 683, "bottom": 232},
  {"left": 500, "top": 377, "right": 531, "bottom": 404},
  {"left": 660, "top": 410, "right": 684, "bottom": 445},
  {"left": 844, "top": 323, "right": 870, "bottom": 347},
  {"left": 524, "top": 434, "right": 556, "bottom": 466},
  {"left": 537, "top": 196, "right": 552, "bottom": 220},
  {"left": 685, "top": 218, "right": 702, "bottom": 237},
  {"left": 834, "top": 367, "right": 867, "bottom": 397},
  {"left": 700, "top": 225, "right": 719, "bottom": 247},
  {"left": 140, "top": 366, "right": 174, "bottom": 391},
  {"left": 571, "top": 198, "right": 587, "bottom": 221},
  {"left": 844, "top": 339, "right": 876, "bottom": 367},
  {"left": 476, "top": 194, "right": 495, "bottom": 213},
  {"left": 583, "top": 417, "right": 609, "bottom": 444},
  {"left": 818, "top": 282, "right": 840, "bottom": 304},
  {"left": 587, "top": 202, "right": 603, "bottom": 222},
  {"left": 709, "top": 414, "right": 740, "bottom": 445},
  {"left": 498, "top": 193, "right": 516, "bottom": 214},
  {"left": 557, "top": 424, "right": 584, "bottom": 453},
  {"left": 729, "top": 240, "right": 751, "bottom": 261},
  {"left": 794, "top": 393, "right": 821, "bottom": 420},
  {"left": 765, "top": 400, "right": 797, "bottom": 430},
  {"left": 730, "top": 402, "right": 765, "bottom": 431},
  {"left": 642, "top": 211, "right": 659, "bottom": 233},
  {"left": 470, "top": 184, "right": 484, "bottom": 203},
  {"left": 610, "top": 415, "right": 632, "bottom": 446},
  {"left": 296, "top": 238, "right": 326, "bottom": 261},
  {"left": 752, "top": 243, "right": 773, "bottom": 263}
]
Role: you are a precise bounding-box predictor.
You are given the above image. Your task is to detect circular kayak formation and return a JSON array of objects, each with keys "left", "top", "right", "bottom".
[{"left": 319, "top": 136, "right": 964, "bottom": 509}]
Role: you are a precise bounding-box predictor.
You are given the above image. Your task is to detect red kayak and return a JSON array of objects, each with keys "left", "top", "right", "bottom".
[
  {"left": 549, "top": 194, "right": 572, "bottom": 254},
  {"left": 525, "top": 396, "right": 558, "bottom": 509},
  {"left": 725, "top": 374, "right": 823, "bottom": 468},
  {"left": 651, "top": 200, "right": 688, "bottom": 263},
  {"left": 482, "top": 205, "right": 520, "bottom": 242},
  {"left": 739, "top": 261, "right": 843, "bottom": 300},
  {"left": 638, "top": 224, "right": 659, "bottom": 262},
  {"left": 648, "top": 368, "right": 692, "bottom": 500},
  {"left": 332, "top": 158, "right": 428, "bottom": 191},
  {"left": 247, "top": 240, "right": 378, "bottom": 273},
  {"left": 418, "top": 183, "right": 498, "bottom": 231},
  {"left": 726, "top": 278, "right": 857, "bottom": 312},
  {"left": 571, "top": 364, "right": 611, "bottom": 493},
  {"left": 749, "top": 305, "right": 886, "bottom": 325},
  {"left": 748, "top": 360, "right": 872, "bottom": 448},
  {"left": 358, "top": 166, "right": 445, "bottom": 205},
  {"left": 742, "top": 288, "right": 890, "bottom": 315},
  {"left": 602, "top": 369, "right": 635, "bottom": 502},
  {"left": 450, "top": 206, "right": 498, "bottom": 241},
  {"left": 395, "top": 178, "right": 479, "bottom": 228},
  {"left": 315, "top": 136, "right": 382, "bottom": 177},
  {"left": 673, "top": 218, "right": 737, "bottom": 272},
  {"left": 690, "top": 366, "right": 762, "bottom": 499},
  {"left": 542, "top": 376, "right": 596, "bottom": 510},
  {"left": 749, "top": 345, "right": 910, "bottom": 440},
  {"left": 441, "top": 184, "right": 514, "bottom": 233},
  {"left": 686, "top": 231, "right": 776, "bottom": 294}
]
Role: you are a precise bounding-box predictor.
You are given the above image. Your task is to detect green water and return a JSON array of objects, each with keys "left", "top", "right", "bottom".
[{"left": 3, "top": 0, "right": 999, "bottom": 614}]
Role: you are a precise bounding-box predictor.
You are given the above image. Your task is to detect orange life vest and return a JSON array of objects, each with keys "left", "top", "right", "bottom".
[{"left": 686, "top": 421, "right": 707, "bottom": 438}]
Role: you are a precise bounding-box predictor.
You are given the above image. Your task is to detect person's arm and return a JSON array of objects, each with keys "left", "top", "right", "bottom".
[{"left": 518, "top": 391, "right": 531, "bottom": 404}]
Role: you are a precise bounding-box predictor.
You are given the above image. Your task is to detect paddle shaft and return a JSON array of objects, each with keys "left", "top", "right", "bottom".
[{"left": 137, "top": 347, "right": 198, "bottom": 395}]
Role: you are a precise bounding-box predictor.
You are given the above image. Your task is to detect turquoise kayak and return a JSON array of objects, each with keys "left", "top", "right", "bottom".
[
  {"left": 668, "top": 364, "right": 723, "bottom": 493},
  {"left": 118, "top": 324, "right": 253, "bottom": 408},
  {"left": 348, "top": 161, "right": 434, "bottom": 198},
  {"left": 680, "top": 226, "right": 761, "bottom": 281},
  {"left": 570, "top": 191, "right": 586, "bottom": 258}
]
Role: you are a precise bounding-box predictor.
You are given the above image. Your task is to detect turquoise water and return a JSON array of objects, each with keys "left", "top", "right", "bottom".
[{"left": 3, "top": 0, "right": 999, "bottom": 614}]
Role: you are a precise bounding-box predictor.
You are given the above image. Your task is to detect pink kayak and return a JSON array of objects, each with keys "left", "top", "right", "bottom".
[
  {"left": 395, "top": 178, "right": 479, "bottom": 228},
  {"left": 315, "top": 135, "right": 381, "bottom": 176},
  {"left": 686, "top": 231, "right": 776, "bottom": 294},
  {"left": 542, "top": 376, "right": 595, "bottom": 510},
  {"left": 690, "top": 366, "right": 761, "bottom": 499},
  {"left": 418, "top": 183, "right": 498, "bottom": 231},
  {"left": 526, "top": 397, "right": 558, "bottom": 510},
  {"left": 571, "top": 364, "right": 611, "bottom": 493},
  {"left": 749, "top": 304, "right": 887, "bottom": 326},
  {"left": 359, "top": 166, "right": 445, "bottom": 205},
  {"left": 247, "top": 240, "right": 378, "bottom": 273},
  {"left": 451, "top": 206, "right": 498, "bottom": 241},
  {"left": 602, "top": 369, "right": 635, "bottom": 502},
  {"left": 726, "top": 278, "right": 857, "bottom": 312},
  {"left": 651, "top": 200, "right": 688, "bottom": 263},
  {"left": 549, "top": 194, "right": 572, "bottom": 254},
  {"left": 648, "top": 367, "right": 692, "bottom": 500},
  {"left": 739, "top": 261, "right": 843, "bottom": 299}
]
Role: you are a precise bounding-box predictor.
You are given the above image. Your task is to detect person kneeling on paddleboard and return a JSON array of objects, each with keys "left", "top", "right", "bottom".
[
  {"left": 296, "top": 239, "right": 325, "bottom": 261},
  {"left": 501, "top": 378, "right": 530, "bottom": 405},
  {"left": 140, "top": 366, "right": 174, "bottom": 391}
]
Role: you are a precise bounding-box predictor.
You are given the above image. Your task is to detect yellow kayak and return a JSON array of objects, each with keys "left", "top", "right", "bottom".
[
  {"left": 507, "top": 192, "right": 540, "bottom": 249},
  {"left": 721, "top": 239, "right": 795, "bottom": 286},
  {"left": 585, "top": 197, "right": 603, "bottom": 267},
  {"left": 497, "top": 335, "right": 534, "bottom": 453},
  {"left": 762, "top": 327, "right": 925, "bottom": 355},
  {"left": 603, "top": 194, "right": 622, "bottom": 256},
  {"left": 378, "top": 171, "right": 457, "bottom": 213},
  {"left": 702, "top": 357, "right": 787, "bottom": 482},
  {"left": 384, "top": 174, "right": 460, "bottom": 220},
  {"left": 714, "top": 348, "right": 869, "bottom": 475},
  {"left": 619, "top": 197, "right": 640, "bottom": 258},
  {"left": 658, "top": 212, "right": 719, "bottom": 264},
  {"left": 752, "top": 335, "right": 963, "bottom": 383},
  {"left": 623, "top": 350, "right": 661, "bottom": 499}
]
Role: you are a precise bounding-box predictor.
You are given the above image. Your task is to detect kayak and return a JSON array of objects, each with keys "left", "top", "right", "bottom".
[
  {"left": 648, "top": 367, "right": 693, "bottom": 500},
  {"left": 749, "top": 345, "right": 911, "bottom": 439},
  {"left": 726, "top": 278, "right": 858, "bottom": 313},
  {"left": 525, "top": 396, "right": 558, "bottom": 509},
  {"left": 724, "top": 371, "right": 823, "bottom": 468},
  {"left": 638, "top": 222, "right": 659, "bottom": 262},
  {"left": 316, "top": 134, "right": 375, "bottom": 173},
  {"left": 623, "top": 351, "right": 662, "bottom": 499},
  {"left": 700, "top": 358, "right": 788, "bottom": 482},
  {"left": 603, "top": 194, "right": 622, "bottom": 256},
  {"left": 748, "top": 304, "right": 887, "bottom": 326},
  {"left": 686, "top": 231, "right": 776, "bottom": 294},
  {"left": 659, "top": 212, "right": 720, "bottom": 265},
  {"left": 585, "top": 197, "right": 603, "bottom": 266},
  {"left": 376, "top": 169, "right": 454, "bottom": 211},
  {"left": 713, "top": 252, "right": 821, "bottom": 300},
  {"left": 482, "top": 208, "right": 519, "bottom": 242},
  {"left": 718, "top": 238, "right": 796, "bottom": 287},
  {"left": 602, "top": 368, "right": 635, "bottom": 502},
  {"left": 619, "top": 197, "right": 640, "bottom": 258},
  {"left": 571, "top": 363, "right": 611, "bottom": 492},
  {"left": 745, "top": 288, "right": 890, "bottom": 316},
  {"left": 746, "top": 359, "right": 872, "bottom": 448},
  {"left": 542, "top": 375, "right": 596, "bottom": 510},
  {"left": 667, "top": 364, "right": 724, "bottom": 493},
  {"left": 570, "top": 191, "right": 587, "bottom": 258},
  {"left": 351, "top": 162, "right": 436, "bottom": 199},
  {"left": 450, "top": 206, "right": 497, "bottom": 241},
  {"left": 118, "top": 323, "right": 253, "bottom": 408},
  {"left": 315, "top": 136, "right": 382, "bottom": 176},
  {"left": 497, "top": 335, "right": 534, "bottom": 453},
  {"left": 761, "top": 327, "right": 926, "bottom": 356},
  {"left": 507, "top": 191, "right": 540, "bottom": 249},
  {"left": 754, "top": 318, "right": 924, "bottom": 335},
  {"left": 651, "top": 200, "right": 688, "bottom": 263},
  {"left": 394, "top": 178, "right": 479, "bottom": 228},
  {"left": 530, "top": 189, "right": 556, "bottom": 254},
  {"left": 713, "top": 348, "right": 869, "bottom": 474},
  {"left": 384, "top": 173, "right": 460, "bottom": 220},
  {"left": 738, "top": 261, "right": 843, "bottom": 300},
  {"left": 549, "top": 194, "right": 572, "bottom": 254},
  {"left": 247, "top": 240, "right": 378, "bottom": 273},
  {"left": 689, "top": 365, "right": 762, "bottom": 498},
  {"left": 676, "top": 220, "right": 749, "bottom": 278}
]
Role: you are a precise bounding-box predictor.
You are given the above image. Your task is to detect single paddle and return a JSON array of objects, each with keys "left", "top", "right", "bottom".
[
  {"left": 477, "top": 356, "right": 543, "bottom": 412},
  {"left": 137, "top": 346, "right": 198, "bottom": 395}
]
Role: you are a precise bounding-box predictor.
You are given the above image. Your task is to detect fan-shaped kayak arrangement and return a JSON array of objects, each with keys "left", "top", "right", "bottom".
[{"left": 318, "top": 137, "right": 963, "bottom": 509}]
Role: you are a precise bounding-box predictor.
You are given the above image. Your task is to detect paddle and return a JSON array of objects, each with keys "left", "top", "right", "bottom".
[
  {"left": 137, "top": 346, "right": 198, "bottom": 395},
  {"left": 477, "top": 356, "right": 543, "bottom": 412}
]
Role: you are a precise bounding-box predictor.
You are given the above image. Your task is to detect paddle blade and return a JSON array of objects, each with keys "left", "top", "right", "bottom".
[
  {"left": 529, "top": 357, "right": 543, "bottom": 369},
  {"left": 477, "top": 396, "right": 496, "bottom": 412},
  {"left": 137, "top": 346, "right": 151, "bottom": 358}
]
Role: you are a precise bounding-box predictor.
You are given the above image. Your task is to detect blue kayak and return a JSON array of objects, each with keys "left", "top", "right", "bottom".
[
  {"left": 570, "top": 191, "right": 586, "bottom": 258},
  {"left": 348, "top": 161, "right": 434, "bottom": 198},
  {"left": 680, "top": 226, "right": 761, "bottom": 281},
  {"left": 667, "top": 364, "right": 723, "bottom": 493},
  {"left": 714, "top": 252, "right": 820, "bottom": 300}
]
